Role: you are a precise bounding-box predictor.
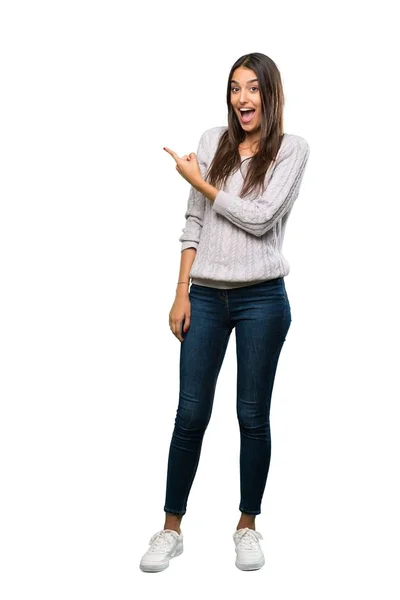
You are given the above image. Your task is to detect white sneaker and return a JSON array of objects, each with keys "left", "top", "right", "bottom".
[
  {"left": 139, "top": 529, "right": 183, "bottom": 572},
  {"left": 233, "top": 527, "right": 265, "bottom": 570}
]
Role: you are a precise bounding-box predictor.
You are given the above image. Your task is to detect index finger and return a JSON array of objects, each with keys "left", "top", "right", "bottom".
[{"left": 163, "top": 146, "right": 180, "bottom": 161}]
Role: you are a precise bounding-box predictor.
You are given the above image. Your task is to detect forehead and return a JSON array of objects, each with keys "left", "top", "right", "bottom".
[{"left": 231, "top": 67, "right": 257, "bottom": 84}]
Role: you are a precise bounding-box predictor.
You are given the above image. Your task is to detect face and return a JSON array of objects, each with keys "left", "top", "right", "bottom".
[{"left": 230, "top": 67, "right": 262, "bottom": 132}]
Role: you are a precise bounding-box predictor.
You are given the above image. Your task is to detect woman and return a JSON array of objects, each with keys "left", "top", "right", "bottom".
[{"left": 139, "top": 52, "right": 310, "bottom": 572}]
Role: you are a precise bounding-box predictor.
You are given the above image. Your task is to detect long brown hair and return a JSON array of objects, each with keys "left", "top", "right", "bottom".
[{"left": 206, "top": 52, "right": 285, "bottom": 198}]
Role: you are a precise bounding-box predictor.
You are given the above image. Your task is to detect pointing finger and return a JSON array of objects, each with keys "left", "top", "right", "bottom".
[{"left": 163, "top": 146, "right": 180, "bottom": 161}]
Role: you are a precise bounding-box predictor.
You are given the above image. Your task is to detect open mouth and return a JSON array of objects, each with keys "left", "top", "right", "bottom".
[{"left": 239, "top": 109, "right": 256, "bottom": 123}]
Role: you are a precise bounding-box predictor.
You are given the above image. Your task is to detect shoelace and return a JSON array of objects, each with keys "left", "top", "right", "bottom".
[
  {"left": 147, "top": 530, "right": 177, "bottom": 553},
  {"left": 233, "top": 527, "right": 263, "bottom": 550}
]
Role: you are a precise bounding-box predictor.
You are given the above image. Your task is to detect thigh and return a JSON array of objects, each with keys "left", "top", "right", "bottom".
[
  {"left": 233, "top": 280, "right": 291, "bottom": 415},
  {"left": 177, "top": 284, "right": 233, "bottom": 423}
]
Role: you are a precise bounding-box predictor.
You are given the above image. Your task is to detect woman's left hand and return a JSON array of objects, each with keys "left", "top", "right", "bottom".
[{"left": 163, "top": 146, "right": 203, "bottom": 187}]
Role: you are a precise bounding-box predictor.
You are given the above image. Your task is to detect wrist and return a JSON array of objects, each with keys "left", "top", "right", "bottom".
[
  {"left": 192, "top": 177, "right": 204, "bottom": 192},
  {"left": 192, "top": 178, "right": 218, "bottom": 203},
  {"left": 176, "top": 281, "right": 190, "bottom": 295}
]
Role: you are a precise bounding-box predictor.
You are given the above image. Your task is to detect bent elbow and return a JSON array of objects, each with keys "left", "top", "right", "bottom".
[{"left": 250, "top": 220, "right": 275, "bottom": 237}]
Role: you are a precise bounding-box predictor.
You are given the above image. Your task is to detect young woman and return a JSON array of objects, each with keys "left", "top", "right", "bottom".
[{"left": 139, "top": 52, "right": 310, "bottom": 572}]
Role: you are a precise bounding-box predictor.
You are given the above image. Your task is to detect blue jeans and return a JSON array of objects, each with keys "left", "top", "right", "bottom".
[{"left": 163, "top": 276, "right": 291, "bottom": 516}]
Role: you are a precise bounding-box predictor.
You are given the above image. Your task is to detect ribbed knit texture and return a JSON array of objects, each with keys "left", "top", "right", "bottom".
[{"left": 179, "top": 125, "right": 310, "bottom": 289}]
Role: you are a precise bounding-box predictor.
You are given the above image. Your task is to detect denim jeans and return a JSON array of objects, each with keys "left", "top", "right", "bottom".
[{"left": 163, "top": 276, "right": 291, "bottom": 516}]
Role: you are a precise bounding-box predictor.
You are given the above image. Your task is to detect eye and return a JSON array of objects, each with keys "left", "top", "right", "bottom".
[{"left": 230, "top": 86, "right": 259, "bottom": 93}]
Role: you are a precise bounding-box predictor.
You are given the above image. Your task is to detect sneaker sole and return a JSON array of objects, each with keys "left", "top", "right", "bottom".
[
  {"left": 235, "top": 556, "right": 265, "bottom": 571},
  {"left": 140, "top": 544, "right": 183, "bottom": 572}
]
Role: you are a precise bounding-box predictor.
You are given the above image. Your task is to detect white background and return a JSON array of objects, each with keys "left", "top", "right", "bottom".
[{"left": 1, "top": 0, "right": 399, "bottom": 598}]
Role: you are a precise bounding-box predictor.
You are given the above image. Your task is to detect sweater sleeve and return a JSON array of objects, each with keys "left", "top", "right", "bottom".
[
  {"left": 179, "top": 130, "right": 209, "bottom": 252},
  {"left": 211, "top": 136, "right": 310, "bottom": 237}
]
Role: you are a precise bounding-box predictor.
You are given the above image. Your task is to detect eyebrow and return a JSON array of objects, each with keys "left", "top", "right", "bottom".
[{"left": 230, "top": 78, "right": 258, "bottom": 84}]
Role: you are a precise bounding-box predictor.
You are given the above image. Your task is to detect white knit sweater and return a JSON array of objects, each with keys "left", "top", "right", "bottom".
[{"left": 179, "top": 125, "right": 310, "bottom": 289}]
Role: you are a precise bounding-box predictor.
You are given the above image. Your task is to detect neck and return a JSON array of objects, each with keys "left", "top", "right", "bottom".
[{"left": 241, "top": 132, "right": 260, "bottom": 151}]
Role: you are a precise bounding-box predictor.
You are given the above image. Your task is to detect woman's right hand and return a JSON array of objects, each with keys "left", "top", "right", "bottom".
[{"left": 169, "top": 293, "right": 191, "bottom": 342}]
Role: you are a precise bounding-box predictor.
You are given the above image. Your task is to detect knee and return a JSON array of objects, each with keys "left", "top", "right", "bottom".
[
  {"left": 237, "top": 410, "right": 271, "bottom": 441},
  {"left": 174, "top": 405, "right": 210, "bottom": 437}
]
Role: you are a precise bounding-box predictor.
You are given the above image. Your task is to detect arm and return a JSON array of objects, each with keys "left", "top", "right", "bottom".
[
  {"left": 196, "top": 137, "right": 310, "bottom": 238},
  {"left": 179, "top": 130, "right": 209, "bottom": 252},
  {"left": 175, "top": 248, "right": 196, "bottom": 298}
]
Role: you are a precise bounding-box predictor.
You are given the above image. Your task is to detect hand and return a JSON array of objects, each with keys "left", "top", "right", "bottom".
[
  {"left": 169, "top": 294, "right": 191, "bottom": 343},
  {"left": 163, "top": 146, "right": 203, "bottom": 187}
]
